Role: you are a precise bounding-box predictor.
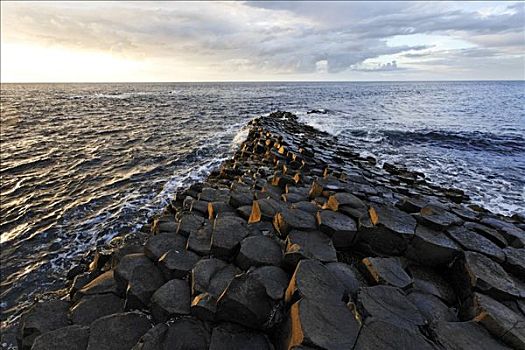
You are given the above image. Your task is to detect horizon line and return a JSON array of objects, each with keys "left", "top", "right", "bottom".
[{"left": 2, "top": 79, "right": 524, "bottom": 84}]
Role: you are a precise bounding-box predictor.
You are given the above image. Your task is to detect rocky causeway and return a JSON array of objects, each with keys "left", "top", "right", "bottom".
[{"left": 12, "top": 111, "right": 525, "bottom": 349}]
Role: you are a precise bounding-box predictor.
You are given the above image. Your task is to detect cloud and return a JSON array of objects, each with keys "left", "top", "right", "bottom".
[{"left": 1, "top": 1, "right": 523, "bottom": 81}]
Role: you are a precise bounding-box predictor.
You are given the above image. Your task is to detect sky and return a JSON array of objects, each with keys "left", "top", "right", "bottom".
[{"left": 1, "top": 1, "right": 524, "bottom": 82}]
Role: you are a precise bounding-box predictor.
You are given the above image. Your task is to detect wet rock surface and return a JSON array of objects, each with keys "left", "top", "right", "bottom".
[{"left": 14, "top": 111, "right": 524, "bottom": 350}]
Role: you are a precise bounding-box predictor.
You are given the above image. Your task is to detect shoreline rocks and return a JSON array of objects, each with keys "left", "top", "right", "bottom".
[{"left": 14, "top": 111, "right": 524, "bottom": 350}]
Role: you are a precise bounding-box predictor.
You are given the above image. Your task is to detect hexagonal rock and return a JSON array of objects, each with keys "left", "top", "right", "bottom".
[
  {"left": 70, "top": 293, "right": 124, "bottom": 325},
  {"left": 360, "top": 257, "right": 412, "bottom": 289},
  {"left": 211, "top": 216, "right": 249, "bottom": 258},
  {"left": 177, "top": 213, "right": 207, "bottom": 237},
  {"left": 199, "top": 187, "right": 230, "bottom": 202},
  {"left": 417, "top": 205, "right": 462, "bottom": 230},
  {"left": 452, "top": 251, "right": 521, "bottom": 301},
  {"left": 282, "top": 298, "right": 360, "bottom": 350},
  {"left": 357, "top": 204, "right": 416, "bottom": 255},
  {"left": 74, "top": 270, "right": 117, "bottom": 301},
  {"left": 447, "top": 226, "right": 505, "bottom": 262},
  {"left": 464, "top": 221, "right": 508, "bottom": 247},
  {"left": 87, "top": 312, "right": 152, "bottom": 350},
  {"left": 431, "top": 321, "right": 511, "bottom": 350},
  {"left": 208, "top": 201, "right": 237, "bottom": 220},
  {"left": 161, "top": 317, "right": 211, "bottom": 350},
  {"left": 216, "top": 273, "right": 275, "bottom": 330},
  {"left": 408, "top": 265, "right": 457, "bottom": 305},
  {"left": 209, "top": 323, "right": 274, "bottom": 350},
  {"left": 284, "top": 230, "right": 337, "bottom": 267},
  {"left": 285, "top": 259, "right": 345, "bottom": 304},
  {"left": 324, "top": 192, "right": 365, "bottom": 211},
  {"left": 503, "top": 247, "right": 525, "bottom": 278},
  {"left": 466, "top": 293, "right": 525, "bottom": 349},
  {"left": 144, "top": 233, "right": 187, "bottom": 261},
  {"left": 132, "top": 323, "right": 168, "bottom": 350},
  {"left": 356, "top": 285, "right": 425, "bottom": 332},
  {"left": 291, "top": 201, "right": 319, "bottom": 214},
  {"left": 353, "top": 319, "right": 436, "bottom": 350},
  {"left": 158, "top": 249, "right": 200, "bottom": 280},
  {"left": 252, "top": 265, "right": 289, "bottom": 301},
  {"left": 150, "top": 279, "right": 191, "bottom": 323},
  {"left": 192, "top": 258, "right": 241, "bottom": 298},
  {"left": 405, "top": 225, "right": 462, "bottom": 266},
  {"left": 17, "top": 300, "right": 70, "bottom": 350},
  {"left": 396, "top": 196, "right": 430, "bottom": 213},
  {"left": 31, "top": 325, "right": 90, "bottom": 350},
  {"left": 191, "top": 293, "right": 217, "bottom": 322},
  {"left": 187, "top": 225, "right": 212, "bottom": 255},
  {"left": 325, "top": 262, "right": 362, "bottom": 297},
  {"left": 236, "top": 236, "right": 283, "bottom": 270},
  {"left": 114, "top": 253, "right": 162, "bottom": 294},
  {"left": 407, "top": 291, "right": 457, "bottom": 324},
  {"left": 229, "top": 188, "right": 253, "bottom": 208},
  {"left": 316, "top": 210, "right": 357, "bottom": 249},
  {"left": 273, "top": 207, "right": 317, "bottom": 237},
  {"left": 249, "top": 198, "right": 287, "bottom": 223},
  {"left": 481, "top": 217, "right": 525, "bottom": 248}
]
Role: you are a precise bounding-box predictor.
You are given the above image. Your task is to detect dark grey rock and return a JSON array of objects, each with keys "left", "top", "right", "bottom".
[
  {"left": 325, "top": 262, "right": 361, "bottom": 297},
  {"left": 252, "top": 265, "right": 290, "bottom": 300},
  {"left": 144, "top": 233, "right": 187, "bottom": 261},
  {"left": 32, "top": 325, "right": 90, "bottom": 350},
  {"left": 356, "top": 285, "right": 425, "bottom": 332},
  {"left": 236, "top": 235, "right": 283, "bottom": 270},
  {"left": 69, "top": 272, "right": 96, "bottom": 300},
  {"left": 87, "top": 312, "right": 152, "bottom": 350},
  {"left": 125, "top": 263, "right": 166, "bottom": 310},
  {"left": 431, "top": 321, "right": 511, "bottom": 350},
  {"left": 360, "top": 257, "right": 412, "bottom": 289},
  {"left": 211, "top": 216, "right": 249, "bottom": 258},
  {"left": 417, "top": 205, "right": 462, "bottom": 230},
  {"left": 452, "top": 251, "right": 520, "bottom": 301},
  {"left": 208, "top": 201, "right": 237, "bottom": 220},
  {"left": 354, "top": 319, "right": 436, "bottom": 350},
  {"left": 161, "top": 317, "right": 211, "bottom": 350},
  {"left": 75, "top": 270, "right": 117, "bottom": 301},
  {"left": 405, "top": 225, "right": 462, "bottom": 266},
  {"left": 464, "top": 221, "right": 508, "bottom": 247},
  {"left": 199, "top": 187, "right": 230, "bottom": 202},
  {"left": 114, "top": 253, "right": 158, "bottom": 294},
  {"left": 291, "top": 201, "right": 319, "bottom": 214},
  {"left": 229, "top": 188, "right": 254, "bottom": 208},
  {"left": 283, "top": 298, "right": 360, "bottom": 350},
  {"left": 407, "top": 265, "right": 456, "bottom": 305},
  {"left": 284, "top": 230, "right": 337, "bottom": 267},
  {"left": 503, "top": 247, "right": 525, "bottom": 278},
  {"left": 132, "top": 324, "right": 168, "bottom": 350},
  {"left": 324, "top": 192, "right": 365, "bottom": 211},
  {"left": 466, "top": 292, "right": 525, "bottom": 349},
  {"left": 17, "top": 300, "right": 70, "bottom": 350},
  {"left": 216, "top": 272, "right": 275, "bottom": 330},
  {"left": 407, "top": 291, "right": 457, "bottom": 323},
  {"left": 448, "top": 226, "right": 505, "bottom": 262},
  {"left": 177, "top": 213, "right": 207, "bottom": 237},
  {"left": 274, "top": 208, "right": 317, "bottom": 237},
  {"left": 316, "top": 210, "right": 357, "bottom": 249},
  {"left": 357, "top": 205, "right": 416, "bottom": 255},
  {"left": 158, "top": 249, "right": 200, "bottom": 279},
  {"left": 70, "top": 293, "right": 124, "bottom": 325},
  {"left": 150, "top": 279, "right": 191, "bottom": 323},
  {"left": 209, "top": 323, "right": 274, "bottom": 350},
  {"left": 249, "top": 198, "right": 287, "bottom": 222},
  {"left": 186, "top": 225, "right": 212, "bottom": 255},
  {"left": 191, "top": 293, "right": 217, "bottom": 322},
  {"left": 285, "top": 259, "right": 345, "bottom": 304},
  {"left": 192, "top": 258, "right": 241, "bottom": 298},
  {"left": 397, "top": 196, "right": 430, "bottom": 213},
  {"left": 481, "top": 217, "right": 525, "bottom": 248}
]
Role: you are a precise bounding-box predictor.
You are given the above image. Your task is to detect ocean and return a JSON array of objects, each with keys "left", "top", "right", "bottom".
[{"left": 1, "top": 81, "right": 524, "bottom": 327}]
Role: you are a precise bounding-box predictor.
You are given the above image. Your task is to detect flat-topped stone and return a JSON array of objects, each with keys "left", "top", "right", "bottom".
[
  {"left": 177, "top": 213, "right": 207, "bottom": 237},
  {"left": 481, "top": 217, "right": 525, "bottom": 248},
  {"left": 274, "top": 207, "right": 317, "bottom": 237},
  {"left": 211, "top": 216, "right": 249, "bottom": 258},
  {"left": 70, "top": 293, "right": 124, "bottom": 325},
  {"left": 236, "top": 235, "right": 282, "bottom": 270},
  {"left": 161, "top": 317, "right": 211, "bottom": 350},
  {"left": 252, "top": 265, "right": 289, "bottom": 301},
  {"left": 191, "top": 293, "right": 217, "bottom": 322},
  {"left": 316, "top": 210, "right": 357, "bottom": 249},
  {"left": 150, "top": 279, "right": 191, "bottom": 322},
  {"left": 326, "top": 262, "right": 362, "bottom": 297},
  {"left": 447, "top": 226, "right": 505, "bottom": 262},
  {"left": 209, "top": 323, "right": 273, "bottom": 350},
  {"left": 407, "top": 291, "right": 457, "bottom": 323},
  {"left": 360, "top": 257, "right": 412, "bottom": 289},
  {"left": 158, "top": 249, "right": 200, "bottom": 279},
  {"left": 452, "top": 251, "right": 521, "bottom": 301},
  {"left": 406, "top": 225, "right": 462, "bottom": 266},
  {"left": 87, "top": 312, "right": 152, "bottom": 350},
  {"left": 417, "top": 205, "right": 462, "bottom": 230},
  {"left": 186, "top": 225, "right": 212, "bottom": 255},
  {"left": 324, "top": 192, "right": 365, "bottom": 211},
  {"left": 431, "top": 321, "right": 511, "bottom": 350},
  {"left": 284, "top": 230, "right": 337, "bottom": 267},
  {"left": 144, "top": 233, "right": 187, "bottom": 261},
  {"left": 408, "top": 265, "right": 457, "bottom": 305},
  {"left": 32, "top": 325, "right": 90, "bottom": 350},
  {"left": 192, "top": 258, "right": 241, "bottom": 298},
  {"left": 503, "top": 247, "right": 525, "bottom": 278},
  {"left": 356, "top": 285, "right": 425, "bottom": 333}
]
